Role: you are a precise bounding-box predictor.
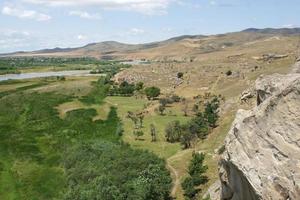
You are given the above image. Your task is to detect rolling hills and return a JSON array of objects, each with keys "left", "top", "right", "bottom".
[{"left": 2, "top": 28, "right": 300, "bottom": 61}]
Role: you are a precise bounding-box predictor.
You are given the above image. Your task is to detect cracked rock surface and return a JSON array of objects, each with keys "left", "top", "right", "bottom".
[{"left": 219, "top": 60, "right": 300, "bottom": 200}]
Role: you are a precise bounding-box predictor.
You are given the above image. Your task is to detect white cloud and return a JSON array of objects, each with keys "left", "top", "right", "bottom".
[
  {"left": 69, "top": 11, "right": 102, "bottom": 20},
  {"left": 129, "top": 28, "right": 145, "bottom": 35},
  {"left": 0, "top": 29, "right": 33, "bottom": 52},
  {"left": 76, "top": 34, "right": 88, "bottom": 40},
  {"left": 282, "top": 24, "right": 296, "bottom": 28},
  {"left": 23, "top": 0, "right": 173, "bottom": 15},
  {"left": 1, "top": 6, "right": 51, "bottom": 21}
]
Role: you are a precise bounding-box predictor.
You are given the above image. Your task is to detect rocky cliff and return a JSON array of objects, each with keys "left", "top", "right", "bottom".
[{"left": 219, "top": 60, "right": 300, "bottom": 200}]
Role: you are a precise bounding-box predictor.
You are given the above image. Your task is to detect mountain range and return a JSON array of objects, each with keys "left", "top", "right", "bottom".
[{"left": 2, "top": 28, "right": 300, "bottom": 60}]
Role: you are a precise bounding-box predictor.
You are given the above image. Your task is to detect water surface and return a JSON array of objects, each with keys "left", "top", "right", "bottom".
[{"left": 0, "top": 70, "right": 99, "bottom": 82}]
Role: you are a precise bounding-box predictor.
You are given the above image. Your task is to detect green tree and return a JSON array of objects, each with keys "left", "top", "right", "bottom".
[
  {"left": 144, "top": 87, "right": 160, "bottom": 100},
  {"left": 182, "top": 153, "right": 208, "bottom": 199},
  {"left": 138, "top": 114, "right": 145, "bottom": 128},
  {"left": 115, "top": 122, "right": 124, "bottom": 136},
  {"left": 165, "top": 120, "right": 182, "bottom": 143},
  {"left": 127, "top": 111, "right": 139, "bottom": 129},
  {"left": 150, "top": 124, "right": 157, "bottom": 142},
  {"left": 188, "top": 153, "right": 208, "bottom": 184},
  {"left": 204, "top": 97, "right": 219, "bottom": 128},
  {"left": 130, "top": 164, "right": 172, "bottom": 200},
  {"left": 180, "top": 124, "right": 195, "bottom": 149},
  {"left": 182, "top": 177, "right": 197, "bottom": 199}
]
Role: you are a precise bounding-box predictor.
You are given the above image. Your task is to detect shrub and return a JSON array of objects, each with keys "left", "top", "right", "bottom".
[
  {"left": 145, "top": 87, "right": 160, "bottom": 100},
  {"left": 226, "top": 70, "right": 232, "bottom": 76},
  {"left": 177, "top": 72, "right": 184, "bottom": 79}
]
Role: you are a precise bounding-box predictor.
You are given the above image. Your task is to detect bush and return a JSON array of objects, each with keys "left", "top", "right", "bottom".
[
  {"left": 226, "top": 70, "right": 232, "bottom": 76},
  {"left": 145, "top": 87, "right": 160, "bottom": 100},
  {"left": 177, "top": 72, "right": 184, "bottom": 79}
]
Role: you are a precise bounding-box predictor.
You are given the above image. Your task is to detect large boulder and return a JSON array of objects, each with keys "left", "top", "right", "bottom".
[{"left": 219, "top": 66, "right": 300, "bottom": 200}]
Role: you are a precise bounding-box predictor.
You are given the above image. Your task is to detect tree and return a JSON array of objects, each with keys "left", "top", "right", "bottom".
[
  {"left": 150, "top": 124, "right": 157, "bottom": 142},
  {"left": 130, "top": 164, "right": 172, "bottom": 200},
  {"left": 191, "top": 113, "right": 209, "bottom": 140},
  {"left": 127, "top": 111, "right": 139, "bottom": 129},
  {"left": 158, "top": 104, "right": 166, "bottom": 115},
  {"left": 204, "top": 97, "right": 219, "bottom": 128},
  {"left": 159, "top": 98, "right": 168, "bottom": 107},
  {"left": 188, "top": 153, "right": 208, "bottom": 183},
  {"left": 115, "top": 122, "right": 124, "bottom": 136},
  {"left": 133, "top": 130, "right": 144, "bottom": 140},
  {"left": 180, "top": 124, "right": 195, "bottom": 149},
  {"left": 165, "top": 120, "right": 182, "bottom": 143},
  {"left": 182, "top": 153, "right": 208, "bottom": 200},
  {"left": 182, "top": 177, "right": 197, "bottom": 199},
  {"left": 192, "top": 104, "right": 199, "bottom": 113},
  {"left": 136, "top": 82, "right": 144, "bottom": 91},
  {"left": 138, "top": 114, "right": 145, "bottom": 128},
  {"left": 145, "top": 87, "right": 160, "bottom": 100}
]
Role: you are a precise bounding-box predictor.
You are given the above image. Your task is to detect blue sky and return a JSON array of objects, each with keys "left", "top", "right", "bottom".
[{"left": 0, "top": 0, "right": 299, "bottom": 53}]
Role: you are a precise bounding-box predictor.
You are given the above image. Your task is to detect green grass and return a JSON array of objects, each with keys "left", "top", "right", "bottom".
[
  {"left": 105, "top": 96, "right": 192, "bottom": 159},
  {"left": 0, "top": 76, "right": 173, "bottom": 199},
  {"left": 0, "top": 82, "right": 48, "bottom": 98},
  {"left": 0, "top": 91, "right": 122, "bottom": 199}
]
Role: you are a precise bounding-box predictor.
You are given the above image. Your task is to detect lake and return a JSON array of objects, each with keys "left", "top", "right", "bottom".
[{"left": 0, "top": 70, "right": 101, "bottom": 82}]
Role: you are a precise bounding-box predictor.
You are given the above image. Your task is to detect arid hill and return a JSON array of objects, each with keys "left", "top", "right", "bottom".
[{"left": 2, "top": 28, "right": 300, "bottom": 61}]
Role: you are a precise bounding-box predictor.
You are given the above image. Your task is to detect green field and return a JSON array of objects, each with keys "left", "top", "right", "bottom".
[
  {"left": 0, "top": 77, "right": 172, "bottom": 200},
  {"left": 0, "top": 66, "right": 236, "bottom": 200}
]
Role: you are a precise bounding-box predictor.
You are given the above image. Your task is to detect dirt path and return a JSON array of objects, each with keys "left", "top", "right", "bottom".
[
  {"left": 167, "top": 158, "right": 180, "bottom": 197},
  {"left": 166, "top": 149, "right": 193, "bottom": 198}
]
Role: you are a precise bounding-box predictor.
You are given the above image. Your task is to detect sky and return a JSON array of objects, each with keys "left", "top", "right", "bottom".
[{"left": 0, "top": 0, "right": 299, "bottom": 53}]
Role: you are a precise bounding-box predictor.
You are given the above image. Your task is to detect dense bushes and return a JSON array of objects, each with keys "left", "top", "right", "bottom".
[{"left": 64, "top": 142, "right": 172, "bottom": 200}]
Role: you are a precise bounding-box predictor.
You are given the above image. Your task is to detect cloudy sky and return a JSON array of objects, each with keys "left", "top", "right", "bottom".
[{"left": 0, "top": 0, "right": 299, "bottom": 53}]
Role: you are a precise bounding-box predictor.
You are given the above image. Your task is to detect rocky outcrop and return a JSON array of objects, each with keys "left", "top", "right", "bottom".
[
  {"left": 219, "top": 62, "right": 300, "bottom": 200},
  {"left": 291, "top": 58, "right": 300, "bottom": 73}
]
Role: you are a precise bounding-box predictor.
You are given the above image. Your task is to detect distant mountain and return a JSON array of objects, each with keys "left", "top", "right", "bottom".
[
  {"left": 242, "top": 28, "right": 300, "bottom": 35},
  {"left": 1, "top": 28, "right": 299, "bottom": 59}
]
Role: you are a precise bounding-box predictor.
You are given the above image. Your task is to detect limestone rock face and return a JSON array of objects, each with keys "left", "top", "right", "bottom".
[
  {"left": 219, "top": 68, "right": 300, "bottom": 200},
  {"left": 292, "top": 59, "right": 300, "bottom": 73}
]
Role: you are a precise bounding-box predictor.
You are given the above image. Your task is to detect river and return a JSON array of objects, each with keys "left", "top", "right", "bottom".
[{"left": 0, "top": 70, "right": 101, "bottom": 82}]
